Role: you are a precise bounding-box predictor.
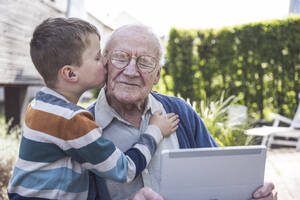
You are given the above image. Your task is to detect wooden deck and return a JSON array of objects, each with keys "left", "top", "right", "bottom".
[{"left": 265, "top": 148, "right": 300, "bottom": 200}]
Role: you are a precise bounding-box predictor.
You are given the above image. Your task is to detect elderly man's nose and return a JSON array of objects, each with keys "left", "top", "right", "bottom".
[{"left": 123, "top": 58, "right": 139, "bottom": 75}]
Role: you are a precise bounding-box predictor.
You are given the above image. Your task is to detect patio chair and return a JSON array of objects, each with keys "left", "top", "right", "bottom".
[{"left": 245, "top": 96, "right": 300, "bottom": 151}]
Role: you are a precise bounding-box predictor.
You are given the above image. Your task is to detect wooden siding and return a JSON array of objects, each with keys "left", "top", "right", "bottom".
[
  {"left": 87, "top": 12, "right": 114, "bottom": 48},
  {"left": 0, "top": 0, "right": 66, "bottom": 86}
]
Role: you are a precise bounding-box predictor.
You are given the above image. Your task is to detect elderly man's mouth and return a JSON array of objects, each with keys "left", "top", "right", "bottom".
[{"left": 119, "top": 82, "right": 139, "bottom": 87}]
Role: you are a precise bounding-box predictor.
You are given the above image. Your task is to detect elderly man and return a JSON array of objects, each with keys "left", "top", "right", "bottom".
[{"left": 88, "top": 24, "right": 277, "bottom": 200}]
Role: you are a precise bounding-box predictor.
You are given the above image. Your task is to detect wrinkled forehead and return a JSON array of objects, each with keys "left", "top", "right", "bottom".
[{"left": 107, "top": 27, "right": 160, "bottom": 58}]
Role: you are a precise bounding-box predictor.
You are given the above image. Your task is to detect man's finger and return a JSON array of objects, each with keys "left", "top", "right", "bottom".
[
  {"left": 274, "top": 191, "right": 278, "bottom": 200},
  {"left": 253, "top": 182, "right": 275, "bottom": 199}
]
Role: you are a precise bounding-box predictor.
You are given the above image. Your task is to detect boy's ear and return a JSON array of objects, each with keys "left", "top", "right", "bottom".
[{"left": 60, "top": 65, "right": 78, "bottom": 82}]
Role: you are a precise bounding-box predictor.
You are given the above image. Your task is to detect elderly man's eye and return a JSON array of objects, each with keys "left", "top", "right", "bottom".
[
  {"left": 138, "top": 56, "right": 156, "bottom": 69},
  {"left": 111, "top": 53, "right": 129, "bottom": 61},
  {"left": 112, "top": 58, "right": 128, "bottom": 62},
  {"left": 138, "top": 63, "right": 152, "bottom": 69}
]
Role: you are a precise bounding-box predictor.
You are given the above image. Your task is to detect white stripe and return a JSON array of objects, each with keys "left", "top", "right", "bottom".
[
  {"left": 31, "top": 99, "right": 88, "bottom": 120},
  {"left": 23, "top": 123, "right": 66, "bottom": 149},
  {"left": 133, "top": 143, "right": 152, "bottom": 165},
  {"left": 23, "top": 123, "right": 101, "bottom": 151},
  {"left": 144, "top": 125, "right": 163, "bottom": 145},
  {"left": 82, "top": 148, "right": 122, "bottom": 172},
  {"left": 66, "top": 128, "right": 102, "bottom": 149},
  {"left": 8, "top": 185, "right": 88, "bottom": 200},
  {"left": 23, "top": 123, "right": 71, "bottom": 151},
  {"left": 83, "top": 149, "right": 137, "bottom": 182},
  {"left": 125, "top": 156, "right": 136, "bottom": 182},
  {"left": 15, "top": 157, "right": 83, "bottom": 174}
]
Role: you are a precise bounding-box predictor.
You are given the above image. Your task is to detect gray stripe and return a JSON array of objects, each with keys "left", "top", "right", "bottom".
[
  {"left": 36, "top": 91, "right": 82, "bottom": 111},
  {"left": 136, "top": 133, "right": 157, "bottom": 156},
  {"left": 169, "top": 148, "right": 263, "bottom": 158}
]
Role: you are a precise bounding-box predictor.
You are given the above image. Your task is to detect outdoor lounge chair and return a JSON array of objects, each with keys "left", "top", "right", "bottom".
[{"left": 245, "top": 96, "right": 300, "bottom": 151}]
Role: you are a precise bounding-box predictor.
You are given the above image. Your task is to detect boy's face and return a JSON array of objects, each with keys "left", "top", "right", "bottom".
[{"left": 77, "top": 33, "right": 106, "bottom": 90}]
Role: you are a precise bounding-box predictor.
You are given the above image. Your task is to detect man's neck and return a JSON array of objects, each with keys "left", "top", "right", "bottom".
[{"left": 107, "top": 95, "right": 146, "bottom": 128}]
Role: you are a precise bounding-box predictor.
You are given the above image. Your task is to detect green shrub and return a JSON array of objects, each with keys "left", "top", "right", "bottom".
[{"left": 165, "top": 16, "right": 300, "bottom": 120}]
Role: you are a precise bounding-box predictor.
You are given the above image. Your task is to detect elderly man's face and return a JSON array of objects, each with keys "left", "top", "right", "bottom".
[{"left": 105, "top": 29, "right": 161, "bottom": 105}]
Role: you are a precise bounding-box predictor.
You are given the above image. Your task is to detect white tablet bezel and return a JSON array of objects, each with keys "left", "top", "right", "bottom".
[{"left": 159, "top": 145, "right": 267, "bottom": 200}]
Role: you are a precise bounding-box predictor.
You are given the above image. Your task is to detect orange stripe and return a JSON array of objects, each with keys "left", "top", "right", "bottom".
[{"left": 25, "top": 105, "right": 99, "bottom": 140}]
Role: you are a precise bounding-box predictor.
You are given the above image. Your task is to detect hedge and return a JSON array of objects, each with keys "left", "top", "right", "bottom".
[{"left": 164, "top": 16, "right": 300, "bottom": 119}]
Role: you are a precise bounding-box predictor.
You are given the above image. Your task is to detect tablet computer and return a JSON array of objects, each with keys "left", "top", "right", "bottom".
[{"left": 159, "top": 145, "right": 266, "bottom": 200}]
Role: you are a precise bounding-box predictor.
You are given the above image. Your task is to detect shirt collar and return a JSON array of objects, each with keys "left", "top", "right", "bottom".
[
  {"left": 94, "top": 88, "right": 116, "bottom": 129},
  {"left": 40, "top": 87, "right": 70, "bottom": 102},
  {"left": 94, "top": 88, "right": 159, "bottom": 129}
]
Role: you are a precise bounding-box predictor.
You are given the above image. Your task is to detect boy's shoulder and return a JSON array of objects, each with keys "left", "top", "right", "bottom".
[
  {"left": 26, "top": 88, "right": 96, "bottom": 140},
  {"left": 32, "top": 87, "right": 90, "bottom": 119}
]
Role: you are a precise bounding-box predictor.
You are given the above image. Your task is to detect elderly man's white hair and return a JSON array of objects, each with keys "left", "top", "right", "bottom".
[{"left": 103, "top": 24, "right": 165, "bottom": 67}]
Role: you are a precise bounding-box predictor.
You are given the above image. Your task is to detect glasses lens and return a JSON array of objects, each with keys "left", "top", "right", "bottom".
[
  {"left": 110, "top": 50, "right": 130, "bottom": 69},
  {"left": 137, "top": 56, "right": 156, "bottom": 72}
]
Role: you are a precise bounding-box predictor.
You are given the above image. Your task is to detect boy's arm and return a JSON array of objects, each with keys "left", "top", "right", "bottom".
[{"left": 64, "top": 111, "right": 163, "bottom": 183}]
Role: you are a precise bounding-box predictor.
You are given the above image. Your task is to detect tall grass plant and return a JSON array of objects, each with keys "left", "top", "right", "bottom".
[
  {"left": 0, "top": 117, "right": 21, "bottom": 200},
  {"left": 188, "top": 92, "right": 254, "bottom": 146}
]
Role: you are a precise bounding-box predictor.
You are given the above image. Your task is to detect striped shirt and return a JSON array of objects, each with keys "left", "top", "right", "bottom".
[{"left": 7, "top": 87, "right": 162, "bottom": 200}]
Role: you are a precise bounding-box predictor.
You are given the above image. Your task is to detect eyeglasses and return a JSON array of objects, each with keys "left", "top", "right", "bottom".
[{"left": 110, "top": 50, "right": 157, "bottom": 73}]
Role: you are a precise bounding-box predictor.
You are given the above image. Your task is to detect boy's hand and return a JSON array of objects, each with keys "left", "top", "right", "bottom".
[{"left": 149, "top": 110, "right": 179, "bottom": 137}]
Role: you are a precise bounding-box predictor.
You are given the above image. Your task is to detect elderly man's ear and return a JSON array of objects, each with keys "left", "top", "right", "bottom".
[
  {"left": 153, "top": 68, "right": 161, "bottom": 85},
  {"left": 102, "top": 54, "right": 109, "bottom": 66}
]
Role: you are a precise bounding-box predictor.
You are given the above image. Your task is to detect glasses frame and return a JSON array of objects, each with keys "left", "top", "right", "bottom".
[{"left": 109, "top": 50, "right": 158, "bottom": 73}]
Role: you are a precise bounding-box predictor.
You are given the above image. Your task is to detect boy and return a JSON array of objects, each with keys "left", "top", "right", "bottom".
[{"left": 8, "top": 18, "right": 179, "bottom": 199}]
